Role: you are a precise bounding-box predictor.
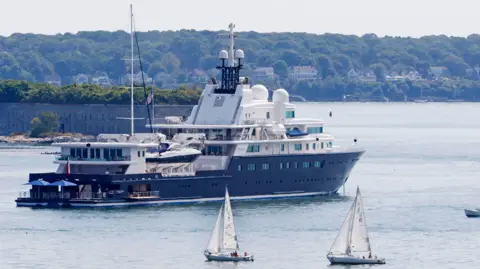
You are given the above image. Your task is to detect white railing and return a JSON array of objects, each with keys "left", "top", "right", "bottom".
[{"left": 128, "top": 191, "right": 160, "bottom": 198}]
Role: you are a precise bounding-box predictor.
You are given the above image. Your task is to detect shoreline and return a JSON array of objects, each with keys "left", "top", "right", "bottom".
[{"left": 0, "top": 134, "right": 94, "bottom": 146}]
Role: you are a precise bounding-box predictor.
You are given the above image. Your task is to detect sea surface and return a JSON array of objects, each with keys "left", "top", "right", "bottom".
[{"left": 1, "top": 102, "right": 480, "bottom": 269}]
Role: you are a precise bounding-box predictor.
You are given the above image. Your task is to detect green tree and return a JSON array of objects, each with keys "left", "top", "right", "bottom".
[
  {"left": 30, "top": 112, "right": 59, "bottom": 137},
  {"left": 273, "top": 60, "right": 288, "bottom": 78}
]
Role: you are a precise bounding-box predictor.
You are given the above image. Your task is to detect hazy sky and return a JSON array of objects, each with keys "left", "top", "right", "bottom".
[{"left": 1, "top": 0, "right": 478, "bottom": 37}]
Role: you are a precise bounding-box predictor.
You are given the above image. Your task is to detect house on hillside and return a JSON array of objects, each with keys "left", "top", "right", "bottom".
[
  {"left": 405, "top": 71, "right": 422, "bottom": 81},
  {"left": 122, "top": 71, "right": 153, "bottom": 85},
  {"left": 74, "top": 74, "right": 89, "bottom": 85},
  {"left": 92, "top": 73, "right": 112, "bottom": 88},
  {"left": 288, "top": 66, "right": 318, "bottom": 81},
  {"left": 429, "top": 66, "right": 449, "bottom": 80},
  {"left": 188, "top": 69, "right": 209, "bottom": 82},
  {"left": 44, "top": 74, "right": 62, "bottom": 87},
  {"left": 252, "top": 67, "right": 275, "bottom": 81}
]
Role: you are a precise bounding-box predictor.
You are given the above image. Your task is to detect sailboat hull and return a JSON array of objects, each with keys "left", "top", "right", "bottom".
[
  {"left": 327, "top": 254, "right": 385, "bottom": 265},
  {"left": 205, "top": 253, "right": 254, "bottom": 262}
]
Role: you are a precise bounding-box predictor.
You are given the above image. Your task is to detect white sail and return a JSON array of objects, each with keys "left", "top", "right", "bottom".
[
  {"left": 206, "top": 204, "right": 224, "bottom": 253},
  {"left": 329, "top": 201, "right": 355, "bottom": 255},
  {"left": 349, "top": 187, "right": 371, "bottom": 254},
  {"left": 222, "top": 187, "right": 239, "bottom": 251}
]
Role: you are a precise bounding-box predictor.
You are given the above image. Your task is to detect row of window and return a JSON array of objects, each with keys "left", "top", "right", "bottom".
[
  {"left": 69, "top": 148, "right": 123, "bottom": 159},
  {"left": 239, "top": 160, "right": 326, "bottom": 171},
  {"left": 307, "top": 127, "right": 323, "bottom": 134},
  {"left": 203, "top": 177, "right": 339, "bottom": 187},
  {"left": 247, "top": 142, "right": 331, "bottom": 153}
]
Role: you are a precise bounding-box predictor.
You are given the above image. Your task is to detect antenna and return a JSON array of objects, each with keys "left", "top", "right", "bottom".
[{"left": 228, "top": 23, "right": 235, "bottom": 67}]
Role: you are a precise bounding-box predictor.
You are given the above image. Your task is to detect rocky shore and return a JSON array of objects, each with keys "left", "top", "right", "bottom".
[{"left": 0, "top": 134, "right": 95, "bottom": 146}]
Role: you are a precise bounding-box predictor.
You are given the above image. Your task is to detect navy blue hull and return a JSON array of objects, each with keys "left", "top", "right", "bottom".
[{"left": 16, "top": 150, "right": 364, "bottom": 207}]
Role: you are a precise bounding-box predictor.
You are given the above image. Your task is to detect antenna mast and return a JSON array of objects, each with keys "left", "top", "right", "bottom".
[
  {"left": 130, "top": 4, "right": 134, "bottom": 136},
  {"left": 228, "top": 23, "right": 235, "bottom": 67}
]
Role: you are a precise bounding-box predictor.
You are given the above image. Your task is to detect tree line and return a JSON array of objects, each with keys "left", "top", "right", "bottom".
[
  {"left": 2, "top": 30, "right": 480, "bottom": 83},
  {"left": 0, "top": 80, "right": 201, "bottom": 105}
]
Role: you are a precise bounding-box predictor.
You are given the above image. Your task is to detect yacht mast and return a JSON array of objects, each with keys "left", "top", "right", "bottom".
[
  {"left": 227, "top": 23, "right": 235, "bottom": 67},
  {"left": 130, "top": 4, "right": 134, "bottom": 136}
]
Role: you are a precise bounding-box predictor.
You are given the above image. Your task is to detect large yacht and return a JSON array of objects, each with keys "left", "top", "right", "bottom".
[{"left": 15, "top": 23, "right": 365, "bottom": 208}]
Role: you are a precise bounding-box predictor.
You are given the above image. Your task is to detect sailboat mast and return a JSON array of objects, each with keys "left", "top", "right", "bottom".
[{"left": 130, "top": 4, "right": 134, "bottom": 136}]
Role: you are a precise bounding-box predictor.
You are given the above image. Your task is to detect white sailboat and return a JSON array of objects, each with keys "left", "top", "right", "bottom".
[
  {"left": 327, "top": 186, "right": 385, "bottom": 265},
  {"left": 204, "top": 186, "right": 254, "bottom": 262}
]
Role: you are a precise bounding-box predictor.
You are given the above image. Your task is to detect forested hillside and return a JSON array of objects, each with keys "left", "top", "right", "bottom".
[{"left": 2, "top": 30, "right": 480, "bottom": 81}]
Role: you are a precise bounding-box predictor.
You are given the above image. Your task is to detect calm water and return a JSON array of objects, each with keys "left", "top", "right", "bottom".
[{"left": 1, "top": 103, "right": 480, "bottom": 269}]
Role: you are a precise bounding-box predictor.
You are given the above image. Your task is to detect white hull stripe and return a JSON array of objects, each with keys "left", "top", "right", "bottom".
[{"left": 16, "top": 191, "right": 335, "bottom": 208}]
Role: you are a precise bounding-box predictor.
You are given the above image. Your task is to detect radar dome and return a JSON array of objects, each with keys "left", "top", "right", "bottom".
[
  {"left": 273, "top": 88, "right": 289, "bottom": 103},
  {"left": 251, "top": 84, "right": 269, "bottom": 101},
  {"left": 219, "top": 50, "right": 228, "bottom": 59},
  {"left": 235, "top": 49, "right": 245, "bottom": 59}
]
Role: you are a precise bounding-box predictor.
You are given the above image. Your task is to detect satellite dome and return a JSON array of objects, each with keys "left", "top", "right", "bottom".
[
  {"left": 219, "top": 50, "right": 228, "bottom": 59},
  {"left": 251, "top": 84, "right": 269, "bottom": 100},
  {"left": 272, "top": 88, "right": 289, "bottom": 103},
  {"left": 235, "top": 49, "right": 244, "bottom": 59}
]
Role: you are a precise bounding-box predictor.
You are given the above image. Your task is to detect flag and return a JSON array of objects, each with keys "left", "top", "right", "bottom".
[
  {"left": 146, "top": 89, "right": 153, "bottom": 105},
  {"left": 66, "top": 157, "right": 70, "bottom": 175}
]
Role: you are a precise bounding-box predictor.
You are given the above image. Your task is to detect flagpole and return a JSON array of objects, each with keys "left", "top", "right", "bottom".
[{"left": 152, "top": 86, "right": 155, "bottom": 127}]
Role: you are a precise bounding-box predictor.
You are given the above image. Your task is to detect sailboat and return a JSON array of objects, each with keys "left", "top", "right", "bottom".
[
  {"left": 326, "top": 186, "right": 386, "bottom": 265},
  {"left": 204, "top": 186, "right": 254, "bottom": 262}
]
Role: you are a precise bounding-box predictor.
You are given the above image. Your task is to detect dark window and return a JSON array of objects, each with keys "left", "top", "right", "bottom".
[{"left": 70, "top": 148, "right": 75, "bottom": 157}]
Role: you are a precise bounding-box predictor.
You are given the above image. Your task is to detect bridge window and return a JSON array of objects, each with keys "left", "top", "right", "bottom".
[
  {"left": 70, "top": 148, "right": 75, "bottom": 157},
  {"left": 307, "top": 127, "right": 323, "bottom": 134},
  {"left": 266, "top": 112, "right": 270, "bottom": 119},
  {"left": 281, "top": 144, "right": 285, "bottom": 152},
  {"left": 306, "top": 144, "right": 309, "bottom": 150},
  {"left": 285, "top": 111, "right": 295, "bottom": 118},
  {"left": 247, "top": 144, "right": 260, "bottom": 152},
  {"left": 294, "top": 144, "right": 302, "bottom": 151},
  {"left": 313, "top": 143, "right": 316, "bottom": 150},
  {"left": 321, "top": 142, "right": 324, "bottom": 149}
]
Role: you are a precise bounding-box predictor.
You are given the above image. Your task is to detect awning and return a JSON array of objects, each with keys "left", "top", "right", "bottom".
[
  {"left": 48, "top": 180, "right": 77, "bottom": 187},
  {"left": 24, "top": 179, "right": 50, "bottom": 186}
]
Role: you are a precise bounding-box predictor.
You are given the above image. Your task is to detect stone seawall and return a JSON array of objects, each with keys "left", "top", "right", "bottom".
[{"left": 0, "top": 103, "right": 193, "bottom": 135}]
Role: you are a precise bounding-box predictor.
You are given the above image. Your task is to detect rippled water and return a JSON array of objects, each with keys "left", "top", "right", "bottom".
[{"left": 1, "top": 102, "right": 480, "bottom": 269}]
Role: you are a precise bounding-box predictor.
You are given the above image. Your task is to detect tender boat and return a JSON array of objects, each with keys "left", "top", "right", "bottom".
[
  {"left": 326, "top": 186, "right": 385, "bottom": 265},
  {"left": 204, "top": 186, "right": 254, "bottom": 262},
  {"left": 464, "top": 208, "right": 480, "bottom": 218}
]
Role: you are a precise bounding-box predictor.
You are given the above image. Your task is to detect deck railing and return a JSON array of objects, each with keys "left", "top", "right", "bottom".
[
  {"left": 17, "top": 191, "right": 123, "bottom": 200},
  {"left": 128, "top": 191, "right": 160, "bottom": 198}
]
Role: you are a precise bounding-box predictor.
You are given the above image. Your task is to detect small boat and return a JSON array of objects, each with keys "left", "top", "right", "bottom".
[
  {"left": 327, "top": 186, "right": 385, "bottom": 265},
  {"left": 464, "top": 208, "right": 480, "bottom": 218},
  {"left": 204, "top": 186, "right": 254, "bottom": 262}
]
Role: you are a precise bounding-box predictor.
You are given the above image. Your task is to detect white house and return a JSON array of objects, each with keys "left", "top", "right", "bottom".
[
  {"left": 92, "top": 74, "right": 112, "bottom": 87},
  {"left": 44, "top": 74, "right": 62, "bottom": 87},
  {"left": 74, "top": 74, "right": 89, "bottom": 85},
  {"left": 252, "top": 67, "right": 275, "bottom": 81},
  {"left": 288, "top": 66, "right": 318, "bottom": 81},
  {"left": 123, "top": 71, "right": 153, "bottom": 85}
]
